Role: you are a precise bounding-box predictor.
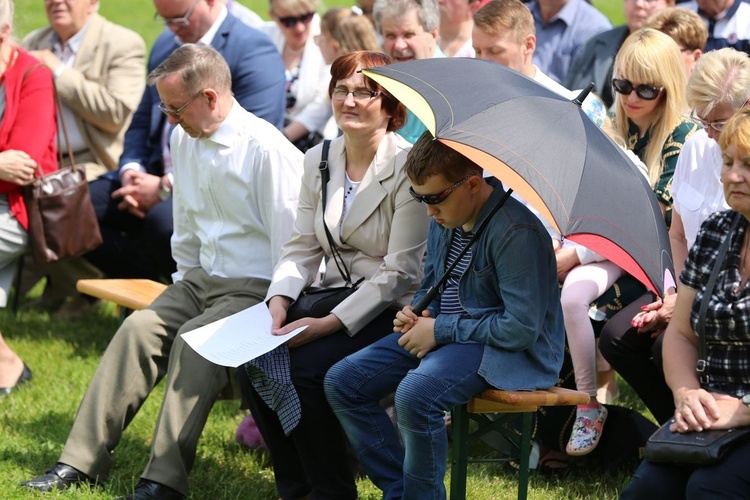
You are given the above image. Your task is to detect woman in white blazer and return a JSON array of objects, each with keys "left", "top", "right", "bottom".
[
  {"left": 240, "top": 51, "right": 429, "bottom": 499},
  {"left": 262, "top": 0, "right": 332, "bottom": 148}
]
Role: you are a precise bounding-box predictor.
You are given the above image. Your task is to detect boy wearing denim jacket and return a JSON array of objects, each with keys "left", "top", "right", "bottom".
[{"left": 324, "top": 133, "right": 565, "bottom": 499}]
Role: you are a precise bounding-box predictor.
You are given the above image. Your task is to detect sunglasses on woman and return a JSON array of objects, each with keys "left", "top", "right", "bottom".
[
  {"left": 611, "top": 78, "right": 663, "bottom": 101},
  {"left": 275, "top": 12, "right": 315, "bottom": 28},
  {"left": 409, "top": 170, "right": 479, "bottom": 205}
]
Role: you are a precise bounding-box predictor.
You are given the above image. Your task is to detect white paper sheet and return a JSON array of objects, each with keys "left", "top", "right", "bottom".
[{"left": 181, "top": 302, "right": 306, "bottom": 367}]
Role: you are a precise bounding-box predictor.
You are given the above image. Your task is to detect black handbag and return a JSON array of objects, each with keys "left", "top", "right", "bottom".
[
  {"left": 285, "top": 140, "right": 362, "bottom": 323},
  {"left": 645, "top": 212, "right": 750, "bottom": 465}
]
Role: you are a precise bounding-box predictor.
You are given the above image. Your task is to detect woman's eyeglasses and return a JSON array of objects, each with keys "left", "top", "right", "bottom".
[
  {"left": 611, "top": 78, "right": 663, "bottom": 101},
  {"left": 275, "top": 12, "right": 315, "bottom": 28},
  {"left": 689, "top": 102, "right": 749, "bottom": 132},
  {"left": 331, "top": 88, "right": 382, "bottom": 102},
  {"left": 688, "top": 110, "right": 729, "bottom": 132},
  {"left": 409, "top": 170, "right": 479, "bottom": 205}
]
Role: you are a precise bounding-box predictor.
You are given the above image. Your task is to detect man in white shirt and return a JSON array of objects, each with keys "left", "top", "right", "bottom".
[{"left": 21, "top": 44, "right": 303, "bottom": 500}]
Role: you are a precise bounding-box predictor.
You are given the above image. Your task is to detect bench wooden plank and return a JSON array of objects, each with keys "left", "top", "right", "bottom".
[
  {"left": 77, "top": 279, "right": 167, "bottom": 311},
  {"left": 468, "top": 387, "right": 589, "bottom": 414}
]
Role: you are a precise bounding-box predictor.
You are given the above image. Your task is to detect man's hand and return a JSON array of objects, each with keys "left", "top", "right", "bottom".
[
  {"left": 397, "top": 316, "right": 437, "bottom": 358},
  {"left": 112, "top": 171, "right": 162, "bottom": 217},
  {"left": 27, "top": 50, "right": 62, "bottom": 74},
  {"left": 0, "top": 150, "right": 37, "bottom": 185}
]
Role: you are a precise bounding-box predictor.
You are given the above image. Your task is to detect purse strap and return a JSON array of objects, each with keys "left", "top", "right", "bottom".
[
  {"left": 696, "top": 211, "right": 742, "bottom": 386},
  {"left": 23, "top": 64, "right": 76, "bottom": 178},
  {"left": 319, "top": 140, "right": 359, "bottom": 288}
]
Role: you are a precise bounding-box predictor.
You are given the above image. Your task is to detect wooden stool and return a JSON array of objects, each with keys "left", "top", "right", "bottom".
[
  {"left": 450, "top": 386, "right": 590, "bottom": 500},
  {"left": 76, "top": 278, "right": 167, "bottom": 321}
]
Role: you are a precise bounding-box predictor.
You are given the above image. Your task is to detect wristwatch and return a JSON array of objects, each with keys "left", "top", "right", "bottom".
[
  {"left": 158, "top": 177, "right": 172, "bottom": 201},
  {"left": 742, "top": 394, "right": 750, "bottom": 408}
]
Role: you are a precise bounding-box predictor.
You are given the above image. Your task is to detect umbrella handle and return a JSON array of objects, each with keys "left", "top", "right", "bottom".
[
  {"left": 572, "top": 82, "right": 595, "bottom": 106},
  {"left": 411, "top": 286, "right": 438, "bottom": 316}
]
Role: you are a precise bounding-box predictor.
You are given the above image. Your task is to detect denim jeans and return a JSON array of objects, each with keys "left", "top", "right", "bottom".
[{"left": 324, "top": 333, "right": 489, "bottom": 500}]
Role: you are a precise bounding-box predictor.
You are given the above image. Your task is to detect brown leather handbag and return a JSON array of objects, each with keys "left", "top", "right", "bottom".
[{"left": 22, "top": 79, "right": 102, "bottom": 264}]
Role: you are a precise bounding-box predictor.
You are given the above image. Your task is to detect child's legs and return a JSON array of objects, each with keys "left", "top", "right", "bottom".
[
  {"left": 325, "top": 333, "right": 419, "bottom": 499},
  {"left": 395, "top": 342, "right": 489, "bottom": 500},
  {"left": 560, "top": 261, "right": 623, "bottom": 396}
]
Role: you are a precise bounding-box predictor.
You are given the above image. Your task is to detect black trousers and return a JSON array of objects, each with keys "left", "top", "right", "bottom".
[
  {"left": 85, "top": 174, "right": 175, "bottom": 281},
  {"left": 599, "top": 292, "right": 674, "bottom": 424},
  {"left": 237, "top": 309, "right": 396, "bottom": 500}
]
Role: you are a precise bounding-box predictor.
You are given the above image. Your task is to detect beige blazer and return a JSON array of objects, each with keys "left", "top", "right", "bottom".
[
  {"left": 23, "top": 13, "right": 146, "bottom": 174},
  {"left": 267, "top": 132, "right": 429, "bottom": 335}
]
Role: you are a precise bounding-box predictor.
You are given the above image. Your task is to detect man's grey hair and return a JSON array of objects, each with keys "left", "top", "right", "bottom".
[
  {"left": 373, "top": 0, "right": 440, "bottom": 34},
  {"left": 147, "top": 44, "right": 232, "bottom": 95}
]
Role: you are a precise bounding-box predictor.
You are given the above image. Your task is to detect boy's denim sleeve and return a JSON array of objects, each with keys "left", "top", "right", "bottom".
[{"left": 432, "top": 224, "right": 553, "bottom": 351}]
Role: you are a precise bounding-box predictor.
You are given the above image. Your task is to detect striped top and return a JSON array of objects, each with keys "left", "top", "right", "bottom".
[{"left": 439, "top": 228, "right": 472, "bottom": 315}]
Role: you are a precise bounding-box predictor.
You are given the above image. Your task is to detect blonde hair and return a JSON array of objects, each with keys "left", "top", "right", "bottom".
[
  {"left": 686, "top": 48, "right": 750, "bottom": 116},
  {"left": 719, "top": 107, "right": 750, "bottom": 155},
  {"left": 613, "top": 28, "right": 687, "bottom": 186},
  {"left": 320, "top": 7, "right": 381, "bottom": 53},
  {"left": 473, "top": 0, "right": 534, "bottom": 43},
  {"left": 270, "top": 0, "right": 318, "bottom": 16}
]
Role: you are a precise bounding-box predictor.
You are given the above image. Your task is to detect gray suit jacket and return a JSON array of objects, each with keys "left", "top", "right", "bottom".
[
  {"left": 266, "top": 133, "right": 429, "bottom": 335},
  {"left": 564, "top": 25, "right": 629, "bottom": 108},
  {"left": 23, "top": 13, "right": 146, "bottom": 173}
]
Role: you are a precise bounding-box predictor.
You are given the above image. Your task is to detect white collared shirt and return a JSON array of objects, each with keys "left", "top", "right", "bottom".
[
  {"left": 671, "top": 129, "right": 729, "bottom": 248},
  {"left": 51, "top": 21, "right": 90, "bottom": 153},
  {"left": 169, "top": 99, "right": 303, "bottom": 282}
]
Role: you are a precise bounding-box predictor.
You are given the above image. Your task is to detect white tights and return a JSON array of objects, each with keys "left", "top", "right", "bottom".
[{"left": 560, "top": 261, "right": 623, "bottom": 396}]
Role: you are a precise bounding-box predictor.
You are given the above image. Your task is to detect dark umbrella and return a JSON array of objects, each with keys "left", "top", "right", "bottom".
[{"left": 363, "top": 58, "right": 674, "bottom": 297}]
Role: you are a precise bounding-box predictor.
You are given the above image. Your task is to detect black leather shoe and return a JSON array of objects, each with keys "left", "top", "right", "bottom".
[
  {"left": 115, "top": 479, "right": 185, "bottom": 500},
  {"left": 0, "top": 363, "right": 32, "bottom": 397},
  {"left": 20, "top": 463, "right": 93, "bottom": 491}
]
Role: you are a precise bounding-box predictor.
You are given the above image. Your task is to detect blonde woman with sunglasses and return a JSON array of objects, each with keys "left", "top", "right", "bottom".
[{"left": 612, "top": 28, "right": 698, "bottom": 224}]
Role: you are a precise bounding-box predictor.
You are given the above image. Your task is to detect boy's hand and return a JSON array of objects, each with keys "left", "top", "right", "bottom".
[
  {"left": 393, "top": 306, "right": 430, "bottom": 333},
  {"left": 398, "top": 317, "right": 436, "bottom": 358}
]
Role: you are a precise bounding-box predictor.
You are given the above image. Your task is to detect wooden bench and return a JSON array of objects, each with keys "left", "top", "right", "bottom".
[
  {"left": 450, "top": 386, "right": 590, "bottom": 500},
  {"left": 76, "top": 279, "right": 167, "bottom": 320}
]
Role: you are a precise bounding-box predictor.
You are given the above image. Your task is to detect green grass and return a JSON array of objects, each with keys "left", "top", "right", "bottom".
[
  {"left": 0, "top": 293, "right": 638, "bottom": 499},
  {"left": 6, "top": 0, "right": 632, "bottom": 498}
]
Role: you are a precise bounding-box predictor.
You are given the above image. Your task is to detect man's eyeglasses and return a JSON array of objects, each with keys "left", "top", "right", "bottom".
[
  {"left": 331, "top": 87, "right": 382, "bottom": 102},
  {"left": 612, "top": 78, "right": 663, "bottom": 101},
  {"left": 275, "top": 12, "right": 315, "bottom": 28},
  {"left": 154, "top": 0, "right": 201, "bottom": 26},
  {"left": 158, "top": 90, "right": 203, "bottom": 119},
  {"left": 409, "top": 170, "right": 479, "bottom": 205}
]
